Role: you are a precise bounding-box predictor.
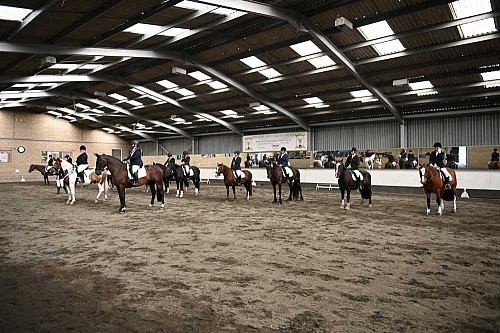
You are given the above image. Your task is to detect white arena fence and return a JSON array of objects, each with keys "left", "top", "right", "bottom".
[{"left": 201, "top": 168, "right": 500, "bottom": 191}]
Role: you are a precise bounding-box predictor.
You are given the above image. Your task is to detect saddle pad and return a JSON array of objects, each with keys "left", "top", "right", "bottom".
[
  {"left": 127, "top": 166, "right": 147, "bottom": 179},
  {"left": 233, "top": 171, "right": 245, "bottom": 179},
  {"left": 350, "top": 171, "right": 364, "bottom": 181},
  {"left": 189, "top": 169, "right": 194, "bottom": 177}
]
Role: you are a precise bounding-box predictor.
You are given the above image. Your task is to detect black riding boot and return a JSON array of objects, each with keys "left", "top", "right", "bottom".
[
  {"left": 357, "top": 177, "right": 363, "bottom": 191},
  {"left": 78, "top": 171, "right": 84, "bottom": 183},
  {"left": 132, "top": 172, "right": 138, "bottom": 186},
  {"left": 237, "top": 176, "right": 242, "bottom": 185},
  {"left": 444, "top": 177, "right": 451, "bottom": 189}
]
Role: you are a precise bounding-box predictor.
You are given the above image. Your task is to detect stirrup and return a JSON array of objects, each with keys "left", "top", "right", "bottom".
[{"left": 445, "top": 184, "right": 451, "bottom": 189}]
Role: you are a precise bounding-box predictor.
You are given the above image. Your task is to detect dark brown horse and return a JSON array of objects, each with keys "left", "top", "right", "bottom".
[
  {"left": 264, "top": 160, "right": 303, "bottom": 204},
  {"left": 335, "top": 161, "right": 372, "bottom": 210},
  {"left": 215, "top": 163, "right": 252, "bottom": 201},
  {"left": 95, "top": 154, "right": 164, "bottom": 213},
  {"left": 154, "top": 163, "right": 201, "bottom": 197},
  {"left": 28, "top": 164, "right": 57, "bottom": 185},
  {"left": 419, "top": 163, "right": 457, "bottom": 215},
  {"left": 488, "top": 161, "right": 500, "bottom": 169}
]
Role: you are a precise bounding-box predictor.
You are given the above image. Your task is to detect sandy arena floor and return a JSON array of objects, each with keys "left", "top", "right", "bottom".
[{"left": 1, "top": 182, "right": 499, "bottom": 332}]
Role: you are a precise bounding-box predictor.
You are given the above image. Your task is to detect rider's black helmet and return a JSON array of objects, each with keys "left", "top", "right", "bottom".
[
  {"left": 234, "top": 150, "right": 240, "bottom": 154},
  {"left": 351, "top": 147, "right": 357, "bottom": 152},
  {"left": 280, "top": 147, "right": 286, "bottom": 152},
  {"left": 433, "top": 142, "right": 442, "bottom": 148},
  {"left": 80, "top": 145, "right": 86, "bottom": 150},
  {"left": 167, "top": 153, "right": 172, "bottom": 157}
]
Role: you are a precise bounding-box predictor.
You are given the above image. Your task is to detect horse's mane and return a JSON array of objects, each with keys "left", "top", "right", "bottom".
[{"left": 98, "top": 153, "right": 122, "bottom": 163}]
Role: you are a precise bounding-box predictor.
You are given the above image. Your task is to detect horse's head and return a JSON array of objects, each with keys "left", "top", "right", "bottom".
[
  {"left": 94, "top": 153, "right": 106, "bottom": 174},
  {"left": 215, "top": 163, "right": 224, "bottom": 177},
  {"left": 52, "top": 158, "right": 62, "bottom": 173},
  {"left": 263, "top": 159, "right": 273, "bottom": 179},
  {"left": 335, "top": 160, "right": 345, "bottom": 178},
  {"left": 419, "top": 163, "right": 433, "bottom": 185},
  {"left": 28, "top": 164, "right": 35, "bottom": 173}
]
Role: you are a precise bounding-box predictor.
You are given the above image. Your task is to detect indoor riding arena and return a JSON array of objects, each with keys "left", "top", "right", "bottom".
[{"left": 1, "top": 1, "right": 499, "bottom": 332}]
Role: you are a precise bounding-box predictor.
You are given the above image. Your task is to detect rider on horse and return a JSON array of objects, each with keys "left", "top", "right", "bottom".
[
  {"left": 400, "top": 148, "right": 407, "bottom": 159},
  {"left": 46, "top": 154, "right": 54, "bottom": 173},
  {"left": 407, "top": 149, "right": 417, "bottom": 167},
  {"left": 164, "top": 153, "right": 175, "bottom": 166},
  {"left": 491, "top": 148, "right": 499, "bottom": 163},
  {"left": 76, "top": 145, "right": 89, "bottom": 183},
  {"left": 277, "top": 147, "right": 293, "bottom": 182},
  {"left": 181, "top": 151, "right": 190, "bottom": 177},
  {"left": 345, "top": 147, "right": 363, "bottom": 190},
  {"left": 123, "top": 140, "right": 143, "bottom": 186},
  {"left": 231, "top": 150, "right": 243, "bottom": 185},
  {"left": 429, "top": 142, "right": 452, "bottom": 189}
]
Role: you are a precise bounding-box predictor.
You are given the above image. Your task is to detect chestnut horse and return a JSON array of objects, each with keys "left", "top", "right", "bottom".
[
  {"left": 264, "top": 160, "right": 303, "bottom": 204},
  {"left": 28, "top": 164, "right": 57, "bottom": 185},
  {"left": 419, "top": 163, "right": 457, "bottom": 215},
  {"left": 95, "top": 154, "right": 164, "bottom": 213},
  {"left": 215, "top": 163, "right": 252, "bottom": 201},
  {"left": 335, "top": 161, "right": 372, "bottom": 210}
]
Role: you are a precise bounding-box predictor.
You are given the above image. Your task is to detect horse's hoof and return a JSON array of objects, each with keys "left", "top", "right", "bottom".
[
  {"left": 66, "top": 202, "right": 70, "bottom": 205},
  {"left": 437, "top": 212, "right": 442, "bottom": 216},
  {"left": 369, "top": 204, "right": 373, "bottom": 208},
  {"left": 160, "top": 204, "right": 165, "bottom": 210},
  {"left": 70, "top": 202, "right": 75, "bottom": 205},
  {"left": 278, "top": 200, "right": 282, "bottom": 205},
  {"left": 166, "top": 188, "right": 170, "bottom": 194},
  {"left": 452, "top": 208, "right": 457, "bottom": 213},
  {"left": 340, "top": 205, "right": 344, "bottom": 209},
  {"left": 175, "top": 194, "right": 179, "bottom": 198},
  {"left": 345, "top": 206, "right": 350, "bottom": 210},
  {"left": 148, "top": 204, "right": 153, "bottom": 208},
  {"left": 272, "top": 200, "right": 277, "bottom": 204},
  {"left": 94, "top": 199, "right": 98, "bottom": 204}
]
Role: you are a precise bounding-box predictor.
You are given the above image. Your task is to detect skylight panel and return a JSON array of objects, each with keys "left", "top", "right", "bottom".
[
  {"left": 259, "top": 68, "right": 281, "bottom": 79},
  {"left": 189, "top": 71, "right": 211, "bottom": 81},
  {"left": 124, "top": 100, "right": 144, "bottom": 107},
  {"left": 175, "top": 1, "right": 215, "bottom": 11},
  {"left": 109, "top": 93, "right": 127, "bottom": 101},
  {"left": 308, "top": 56, "right": 336, "bottom": 68},
  {"left": 481, "top": 70, "right": 500, "bottom": 88},
  {"left": 290, "top": 41, "right": 322, "bottom": 56},
  {"left": 350, "top": 90, "right": 373, "bottom": 98},
  {"left": 304, "top": 97, "right": 323, "bottom": 104},
  {"left": 157, "top": 79, "right": 178, "bottom": 89},
  {"left": 240, "top": 56, "right": 266, "bottom": 68},
  {"left": 172, "top": 117, "right": 192, "bottom": 125},
  {"left": 62, "top": 115, "right": 77, "bottom": 122},
  {"left": 159, "top": 27, "right": 190, "bottom": 37},
  {"left": 409, "top": 81, "right": 438, "bottom": 96},
  {"left": 47, "top": 111, "right": 62, "bottom": 117},
  {"left": 90, "top": 109, "right": 105, "bottom": 114},
  {"left": 358, "top": 20, "right": 406, "bottom": 55},
  {"left": 123, "top": 23, "right": 163, "bottom": 35},
  {"left": 13, "top": 83, "right": 36, "bottom": 88},
  {"left": 207, "top": 81, "right": 227, "bottom": 89},
  {"left": 174, "top": 88, "right": 194, "bottom": 96},
  {"left": 450, "top": 0, "right": 497, "bottom": 38},
  {"left": 194, "top": 115, "right": 212, "bottom": 122},
  {"left": 75, "top": 103, "right": 90, "bottom": 110},
  {"left": 212, "top": 8, "right": 239, "bottom": 15},
  {"left": 220, "top": 110, "right": 237, "bottom": 115},
  {"left": 0, "top": 5, "right": 32, "bottom": 21},
  {"left": 252, "top": 105, "right": 277, "bottom": 115}
]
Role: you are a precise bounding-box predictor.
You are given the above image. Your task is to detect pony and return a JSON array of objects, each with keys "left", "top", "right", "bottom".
[
  {"left": 215, "top": 163, "right": 253, "bottom": 201},
  {"left": 364, "top": 154, "right": 376, "bottom": 169},
  {"left": 404, "top": 159, "right": 418, "bottom": 169},
  {"left": 335, "top": 161, "right": 372, "bottom": 209},
  {"left": 488, "top": 161, "right": 500, "bottom": 169},
  {"left": 53, "top": 158, "right": 109, "bottom": 205},
  {"left": 264, "top": 160, "right": 304, "bottom": 204},
  {"left": 28, "top": 164, "right": 57, "bottom": 185},
  {"left": 154, "top": 163, "right": 200, "bottom": 197},
  {"left": 94, "top": 154, "right": 164, "bottom": 213},
  {"left": 418, "top": 163, "right": 457, "bottom": 215}
]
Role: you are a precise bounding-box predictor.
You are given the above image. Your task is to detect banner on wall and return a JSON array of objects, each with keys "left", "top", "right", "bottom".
[{"left": 243, "top": 132, "right": 308, "bottom": 152}]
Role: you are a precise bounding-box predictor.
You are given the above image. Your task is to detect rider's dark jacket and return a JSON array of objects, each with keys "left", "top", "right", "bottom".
[
  {"left": 181, "top": 155, "right": 190, "bottom": 166},
  {"left": 277, "top": 153, "right": 289, "bottom": 167},
  {"left": 407, "top": 153, "right": 415, "bottom": 161},
  {"left": 430, "top": 150, "right": 446, "bottom": 168},
  {"left": 231, "top": 156, "right": 241, "bottom": 170},
  {"left": 492, "top": 151, "right": 500, "bottom": 162},
  {"left": 124, "top": 147, "right": 143, "bottom": 167},
  {"left": 345, "top": 154, "right": 360, "bottom": 170},
  {"left": 76, "top": 152, "right": 88, "bottom": 165}
]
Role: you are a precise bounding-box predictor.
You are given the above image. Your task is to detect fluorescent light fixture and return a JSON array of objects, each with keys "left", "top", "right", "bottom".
[
  {"left": 207, "top": 81, "right": 227, "bottom": 89},
  {"left": 358, "top": 20, "right": 406, "bottom": 55},
  {"left": 174, "top": 88, "right": 194, "bottom": 96},
  {"left": 252, "top": 105, "right": 276, "bottom": 115},
  {"left": 481, "top": 70, "right": 500, "bottom": 88},
  {"left": 75, "top": 103, "right": 90, "bottom": 110},
  {"left": 62, "top": 115, "right": 77, "bottom": 122},
  {"left": 350, "top": 90, "right": 373, "bottom": 98},
  {"left": 175, "top": 1, "right": 215, "bottom": 10},
  {"left": 220, "top": 110, "right": 237, "bottom": 115},
  {"left": 50, "top": 64, "right": 101, "bottom": 70},
  {"left": 189, "top": 71, "right": 211, "bottom": 81},
  {"left": 109, "top": 93, "right": 127, "bottom": 100},
  {"left": 156, "top": 79, "right": 178, "bottom": 89},
  {"left": 124, "top": 100, "right": 144, "bottom": 107},
  {"left": 0, "top": 5, "right": 32, "bottom": 21},
  {"left": 89, "top": 109, "right": 105, "bottom": 114},
  {"left": 194, "top": 114, "right": 212, "bottom": 122},
  {"left": 240, "top": 56, "right": 266, "bottom": 68},
  {"left": 159, "top": 28, "right": 189, "bottom": 37},
  {"left": 303, "top": 97, "right": 323, "bottom": 104},
  {"left": 360, "top": 98, "right": 379, "bottom": 103},
  {"left": 409, "top": 81, "right": 438, "bottom": 96},
  {"left": 47, "top": 111, "right": 62, "bottom": 117},
  {"left": 102, "top": 127, "right": 114, "bottom": 133},
  {"left": 12, "top": 83, "right": 36, "bottom": 88},
  {"left": 450, "top": 0, "right": 497, "bottom": 38},
  {"left": 123, "top": 23, "right": 163, "bottom": 35}
]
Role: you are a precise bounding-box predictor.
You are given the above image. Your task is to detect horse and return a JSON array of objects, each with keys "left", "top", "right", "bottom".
[
  {"left": 335, "top": 161, "right": 372, "bottom": 209},
  {"left": 264, "top": 160, "right": 303, "bottom": 204},
  {"left": 154, "top": 163, "right": 200, "bottom": 197},
  {"left": 364, "top": 154, "right": 376, "bottom": 169},
  {"left": 215, "top": 163, "right": 253, "bottom": 201},
  {"left": 323, "top": 160, "right": 335, "bottom": 169},
  {"left": 28, "top": 164, "right": 57, "bottom": 185},
  {"left": 94, "top": 154, "right": 164, "bottom": 213},
  {"left": 53, "top": 158, "right": 110, "bottom": 205},
  {"left": 404, "top": 159, "right": 418, "bottom": 169},
  {"left": 488, "top": 161, "right": 500, "bottom": 169},
  {"left": 398, "top": 156, "right": 407, "bottom": 169},
  {"left": 375, "top": 154, "right": 383, "bottom": 169},
  {"left": 418, "top": 163, "right": 457, "bottom": 215}
]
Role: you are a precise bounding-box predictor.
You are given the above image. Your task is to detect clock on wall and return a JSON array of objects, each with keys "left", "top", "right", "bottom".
[{"left": 17, "top": 146, "right": 26, "bottom": 153}]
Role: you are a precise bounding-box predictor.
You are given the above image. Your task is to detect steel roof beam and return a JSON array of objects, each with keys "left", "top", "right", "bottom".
[{"left": 5, "top": 0, "right": 59, "bottom": 41}]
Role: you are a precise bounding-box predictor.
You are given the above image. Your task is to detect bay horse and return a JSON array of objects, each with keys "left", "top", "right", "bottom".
[
  {"left": 488, "top": 161, "right": 500, "bottom": 169},
  {"left": 154, "top": 163, "right": 200, "bottom": 197},
  {"left": 404, "top": 159, "right": 418, "bottom": 169},
  {"left": 28, "top": 164, "right": 57, "bottom": 185},
  {"left": 335, "top": 161, "right": 372, "bottom": 210},
  {"left": 95, "top": 154, "right": 164, "bottom": 213},
  {"left": 419, "top": 163, "right": 457, "bottom": 215},
  {"left": 264, "top": 160, "right": 303, "bottom": 204},
  {"left": 53, "top": 158, "right": 109, "bottom": 205},
  {"left": 215, "top": 163, "right": 252, "bottom": 201}
]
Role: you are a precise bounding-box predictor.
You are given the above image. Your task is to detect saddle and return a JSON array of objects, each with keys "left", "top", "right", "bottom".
[{"left": 126, "top": 164, "right": 147, "bottom": 180}]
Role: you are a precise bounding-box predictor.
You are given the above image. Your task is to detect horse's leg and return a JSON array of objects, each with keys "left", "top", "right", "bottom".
[
  {"left": 157, "top": 182, "right": 165, "bottom": 209},
  {"left": 425, "top": 192, "right": 431, "bottom": 215},
  {"left": 148, "top": 182, "right": 156, "bottom": 207},
  {"left": 278, "top": 183, "right": 282, "bottom": 204},
  {"left": 95, "top": 183, "right": 103, "bottom": 203},
  {"left": 175, "top": 180, "right": 180, "bottom": 197},
  {"left": 287, "top": 181, "right": 293, "bottom": 201},
  {"left": 346, "top": 190, "right": 351, "bottom": 210},
  {"left": 69, "top": 182, "right": 76, "bottom": 205},
  {"left": 194, "top": 177, "right": 200, "bottom": 195},
  {"left": 180, "top": 179, "right": 184, "bottom": 198},
  {"left": 298, "top": 183, "right": 304, "bottom": 201},
  {"left": 340, "top": 189, "right": 345, "bottom": 209},
  {"left": 226, "top": 185, "right": 230, "bottom": 201},
  {"left": 232, "top": 185, "right": 236, "bottom": 201},
  {"left": 245, "top": 183, "right": 250, "bottom": 200},
  {"left": 436, "top": 194, "right": 443, "bottom": 215},
  {"left": 45, "top": 174, "right": 49, "bottom": 186},
  {"left": 272, "top": 184, "right": 277, "bottom": 203},
  {"left": 452, "top": 188, "right": 457, "bottom": 212},
  {"left": 117, "top": 185, "right": 126, "bottom": 213},
  {"left": 104, "top": 179, "right": 108, "bottom": 201},
  {"left": 65, "top": 182, "right": 71, "bottom": 204}
]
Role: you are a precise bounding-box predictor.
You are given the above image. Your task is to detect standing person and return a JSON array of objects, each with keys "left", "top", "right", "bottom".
[
  {"left": 231, "top": 150, "right": 243, "bottom": 185},
  {"left": 429, "top": 142, "right": 452, "bottom": 189},
  {"left": 345, "top": 147, "right": 363, "bottom": 190},
  {"left": 64, "top": 154, "right": 72, "bottom": 164},
  {"left": 123, "top": 140, "right": 143, "bottom": 186},
  {"left": 76, "top": 145, "right": 88, "bottom": 183},
  {"left": 181, "top": 151, "right": 190, "bottom": 177},
  {"left": 164, "top": 153, "right": 175, "bottom": 166},
  {"left": 277, "top": 147, "right": 293, "bottom": 181}
]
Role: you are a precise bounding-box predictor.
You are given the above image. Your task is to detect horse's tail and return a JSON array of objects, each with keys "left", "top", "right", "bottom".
[
  {"left": 360, "top": 187, "right": 371, "bottom": 199},
  {"left": 246, "top": 172, "right": 253, "bottom": 196},
  {"left": 292, "top": 170, "right": 300, "bottom": 200}
]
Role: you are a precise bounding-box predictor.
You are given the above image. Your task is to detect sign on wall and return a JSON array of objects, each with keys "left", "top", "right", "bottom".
[{"left": 243, "top": 132, "right": 308, "bottom": 152}]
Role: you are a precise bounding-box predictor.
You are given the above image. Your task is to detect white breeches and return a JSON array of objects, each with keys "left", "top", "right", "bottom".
[
  {"left": 77, "top": 164, "right": 88, "bottom": 173},
  {"left": 433, "top": 165, "right": 452, "bottom": 180},
  {"left": 234, "top": 170, "right": 245, "bottom": 178},
  {"left": 131, "top": 165, "right": 140, "bottom": 173},
  {"left": 182, "top": 165, "right": 189, "bottom": 175}
]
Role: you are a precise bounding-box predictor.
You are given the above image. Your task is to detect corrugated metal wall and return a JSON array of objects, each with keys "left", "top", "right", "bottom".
[
  {"left": 142, "top": 138, "right": 192, "bottom": 156},
  {"left": 406, "top": 113, "right": 500, "bottom": 147},
  {"left": 313, "top": 121, "right": 401, "bottom": 150},
  {"left": 196, "top": 134, "right": 241, "bottom": 154}
]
